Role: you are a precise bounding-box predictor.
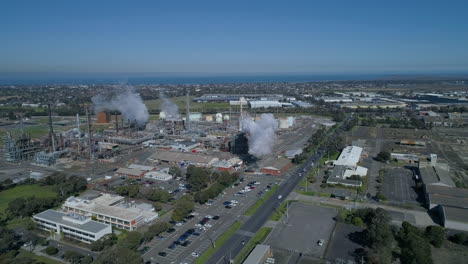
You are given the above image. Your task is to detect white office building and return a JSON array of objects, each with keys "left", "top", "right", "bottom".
[
  {"left": 333, "top": 146, "right": 363, "bottom": 168},
  {"left": 33, "top": 209, "right": 112, "bottom": 243}
]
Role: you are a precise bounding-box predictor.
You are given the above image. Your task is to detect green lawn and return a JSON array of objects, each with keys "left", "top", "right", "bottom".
[
  {"left": 0, "top": 185, "right": 57, "bottom": 214},
  {"left": 145, "top": 96, "right": 230, "bottom": 112},
  {"left": 244, "top": 185, "right": 279, "bottom": 216},
  {"left": 195, "top": 221, "right": 242, "bottom": 264},
  {"left": 13, "top": 249, "right": 62, "bottom": 264},
  {"left": 234, "top": 227, "right": 272, "bottom": 264}
]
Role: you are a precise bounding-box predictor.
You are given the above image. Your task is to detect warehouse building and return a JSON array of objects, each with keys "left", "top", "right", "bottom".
[
  {"left": 424, "top": 185, "right": 468, "bottom": 231},
  {"left": 33, "top": 209, "right": 112, "bottom": 243},
  {"left": 418, "top": 155, "right": 455, "bottom": 187},
  {"left": 63, "top": 194, "right": 158, "bottom": 231},
  {"left": 261, "top": 158, "right": 292, "bottom": 175},
  {"left": 249, "top": 100, "right": 283, "bottom": 108},
  {"left": 243, "top": 244, "right": 273, "bottom": 264},
  {"left": 333, "top": 146, "right": 364, "bottom": 169},
  {"left": 149, "top": 150, "right": 219, "bottom": 167},
  {"left": 115, "top": 168, "right": 146, "bottom": 179},
  {"left": 391, "top": 153, "right": 420, "bottom": 163}
]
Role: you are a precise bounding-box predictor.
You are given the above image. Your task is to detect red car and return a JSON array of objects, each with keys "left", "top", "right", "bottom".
[{"left": 249, "top": 186, "right": 255, "bottom": 189}]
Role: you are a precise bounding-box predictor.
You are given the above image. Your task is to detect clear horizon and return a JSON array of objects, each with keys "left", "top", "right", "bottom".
[{"left": 1, "top": 0, "right": 468, "bottom": 74}]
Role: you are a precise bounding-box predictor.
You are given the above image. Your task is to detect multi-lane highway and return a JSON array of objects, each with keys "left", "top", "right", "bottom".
[{"left": 207, "top": 117, "right": 350, "bottom": 264}]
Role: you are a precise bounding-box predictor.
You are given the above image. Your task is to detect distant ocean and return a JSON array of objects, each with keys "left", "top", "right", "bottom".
[{"left": 0, "top": 73, "right": 384, "bottom": 85}]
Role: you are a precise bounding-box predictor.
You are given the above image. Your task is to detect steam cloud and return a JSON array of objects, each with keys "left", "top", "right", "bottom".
[
  {"left": 160, "top": 90, "right": 180, "bottom": 120},
  {"left": 92, "top": 85, "right": 149, "bottom": 127},
  {"left": 241, "top": 113, "right": 278, "bottom": 156}
]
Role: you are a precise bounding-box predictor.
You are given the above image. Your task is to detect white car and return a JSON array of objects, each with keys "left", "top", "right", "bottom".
[
  {"left": 191, "top": 252, "right": 199, "bottom": 257},
  {"left": 195, "top": 224, "right": 202, "bottom": 228},
  {"left": 254, "top": 182, "right": 261, "bottom": 185},
  {"left": 317, "top": 239, "right": 324, "bottom": 246},
  {"left": 205, "top": 224, "right": 212, "bottom": 228},
  {"left": 205, "top": 215, "right": 213, "bottom": 219},
  {"left": 176, "top": 222, "right": 183, "bottom": 226},
  {"left": 277, "top": 195, "right": 283, "bottom": 200},
  {"left": 230, "top": 200, "right": 238, "bottom": 204},
  {"left": 206, "top": 202, "right": 213, "bottom": 206}
]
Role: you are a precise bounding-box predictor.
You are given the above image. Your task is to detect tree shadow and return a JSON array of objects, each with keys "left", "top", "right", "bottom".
[{"left": 348, "top": 230, "right": 369, "bottom": 247}]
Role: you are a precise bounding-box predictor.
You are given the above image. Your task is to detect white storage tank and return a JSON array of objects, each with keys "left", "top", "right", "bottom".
[
  {"left": 205, "top": 115, "right": 213, "bottom": 122},
  {"left": 189, "top": 112, "right": 202, "bottom": 122},
  {"left": 287, "top": 116, "right": 295, "bottom": 127},
  {"left": 279, "top": 118, "right": 289, "bottom": 129},
  {"left": 159, "top": 112, "right": 166, "bottom": 120}
]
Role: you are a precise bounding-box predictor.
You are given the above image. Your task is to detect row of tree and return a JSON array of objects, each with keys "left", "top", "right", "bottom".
[{"left": 337, "top": 208, "right": 449, "bottom": 264}]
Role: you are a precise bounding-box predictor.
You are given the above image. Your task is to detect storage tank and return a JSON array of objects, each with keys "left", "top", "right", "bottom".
[
  {"left": 189, "top": 112, "right": 202, "bottom": 122},
  {"left": 223, "top": 114, "right": 230, "bottom": 120},
  {"left": 159, "top": 112, "right": 166, "bottom": 120},
  {"left": 216, "top": 113, "right": 223, "bottom": 123},
  {"left": 205, "top": 115, "right": 213, "bottom": 122}
]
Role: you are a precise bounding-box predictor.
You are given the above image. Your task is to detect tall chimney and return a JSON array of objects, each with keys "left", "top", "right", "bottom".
[
  {"left": 186, "top": 92, "right": 190, "bottom": 130},
  {"left": 48, "top": 104, "right": 55, "bottom": 152}
]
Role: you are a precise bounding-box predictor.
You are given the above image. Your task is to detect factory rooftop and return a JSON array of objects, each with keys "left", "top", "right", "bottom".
[
  {"left": 150, "top": 150, "right": 218, "bottom": 166},
  {"left": 333, "top": 146, "right": 363, "bottom": 168},
  {"left": 419, "top": 163, "right": 455, "bottom": 187}
]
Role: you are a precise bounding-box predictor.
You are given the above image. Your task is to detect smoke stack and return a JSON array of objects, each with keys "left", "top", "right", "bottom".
[
  {"left": 85, "top": 105, "right": 93, "bottom": 160},
  {"left": 115, "top": 113, "right": 119, "bottom": 134},
  {"left": 186, "top": 92, "right": 190, "bottom": 130},
  {"left": 48, "top": 104, "right": 56, "bottom": 152}
]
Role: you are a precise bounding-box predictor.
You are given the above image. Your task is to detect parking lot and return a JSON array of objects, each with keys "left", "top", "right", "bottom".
[
  {"left": 264, "top": 202, "right": 337, "bottom": 258},
  {"left": 144, "top": 174, "right": 281, "bottom": 264},
  {"left": 325, "top": 223, "right": 363, "bottom": 263},
  {"left": 381, "top": 167, "right": 419, "bottom": 205}
]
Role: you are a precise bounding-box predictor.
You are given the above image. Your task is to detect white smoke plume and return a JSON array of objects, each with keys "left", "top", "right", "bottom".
[
  {"left": 92, "top": 85, "right": 149, "bottom": 127},
  {"left": 241, "top": 113, "right": 278, "bottom": 156},
  {"left": 159, "top": 90, "right": 180, "bottom": 120}
]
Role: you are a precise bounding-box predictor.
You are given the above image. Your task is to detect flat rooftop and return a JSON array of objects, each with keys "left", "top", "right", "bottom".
[{"left": 34, "top": 209, "right": 109, "bottom": 233}]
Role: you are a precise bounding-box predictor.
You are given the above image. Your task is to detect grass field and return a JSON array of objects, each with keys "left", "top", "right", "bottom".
[
  {"left": 145, "top": 96, "right": 231, "bottom": 112},
  {"left": 12, "top": 249, "right": 62, "bottom": 264},
  {"left": 195, "top": 221, "right": 242, "bottom": 264},
  {"left": 432, "top": 241, "right": 468, "bottom": 264},
  {"left": 244, "top": 185, "right": 279, "bottom": 216},
  {"left": 0, "top": 185, "right": 57, "bottom": 214},
  {"left": 233, "top": 227, "right": 272, "bottom": 264}
]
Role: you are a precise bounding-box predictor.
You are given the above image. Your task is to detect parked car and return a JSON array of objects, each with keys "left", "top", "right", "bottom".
[
  {"left": 191, "top": 252, "right": 199, "bottom": 257},
  {"left": 317, "top": 239, "right": 324, "bottom": 246},
  {"left": 212, "top": 215, "right": 220, "bottom": 220},
  {"left": 181, "top": 241, "right": 191, "bottom": 247},
  {"left": 158, "top": 252, "right": 167, "bottom": 257},
  {"left": 277, "top": 195, "right": 283, "bottom": 199},
  {"left": 225, "top": 205, "right": 232, "bottom": 209}
]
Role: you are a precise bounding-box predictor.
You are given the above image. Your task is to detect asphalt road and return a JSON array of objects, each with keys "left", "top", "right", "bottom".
[{"left": 207, "top": 117, "right": 350, "bottom": 264}]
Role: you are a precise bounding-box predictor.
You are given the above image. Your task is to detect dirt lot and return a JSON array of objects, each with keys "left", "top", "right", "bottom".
[{"left": 432, "top": 241, "right": 468, "bottom": 264}]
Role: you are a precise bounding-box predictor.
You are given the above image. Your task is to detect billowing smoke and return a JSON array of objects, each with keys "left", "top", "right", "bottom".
[
  {"left": 92, "top": 85, "right": 149, "bottom": 127},
  {"left": 159, "top": 90, "right": 180, "bottom": 120},
  {"left": 241, "top": 114, "right": 278, "bottom": 157}
]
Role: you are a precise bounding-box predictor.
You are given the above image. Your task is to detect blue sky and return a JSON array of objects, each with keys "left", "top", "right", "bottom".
[{"left": 1, "top": 0, "right": 468, "bottom": 74}]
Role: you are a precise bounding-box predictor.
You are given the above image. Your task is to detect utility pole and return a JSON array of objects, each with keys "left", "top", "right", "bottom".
[
  {"left": 186, "top": 92, "right": 190, "bottom": 131},
  {"left": 85, "top": 106, "right": 93, "bottom": 161}
]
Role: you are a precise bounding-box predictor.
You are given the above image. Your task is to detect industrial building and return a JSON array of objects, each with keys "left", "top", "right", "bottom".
[
  {"left": 115, "top": 167, "right": 147, "bottom": 179},
  {"left": 63, "top": 194, "right": 158, "bottom": 231},
  {"left": 424, "top": 185, "right": 468, "bottom": 231},
  {"left": 149, "top": 150, "right": 219, "bottom": 167},
  {"left": 333, "top": 146, "right": 364, "bottom": 168},
  {"left": 171, "top": 140, "right": 201, "bottom": 152},
  {"left": 96, "top": 111, "right": 111, "bottom": 123},
  {"left": 320, "top": 97, "right": 353, "bottom": 103},
  {"left": 33, "top": 209, "right": 112, "bottom": 243},
  {"left": 144, "top": 170, "right": 173, "bottom": 181},
  {"left": 418, "top": 155, "right": 455, "bottom": 187},
  {"left": 242, "top": 244, "right": 273, "bottom": 264},
  {"left": 193, "top": 94, "right": 285, "bottom": 103},
  {"left": 391, "top": 153, "right": 420, "bottom": 163},
  {"left": 285, "top": 148, "right": 303, "bottom": 159},
  {"left": 249, "top": 100, "right": 283, "bottom": 109},
  {"left": 327, "top": 146, "right": 367, "bottom": 186},
  {"left": 261, "top": 158, "right": 292, "bottom": 175}
]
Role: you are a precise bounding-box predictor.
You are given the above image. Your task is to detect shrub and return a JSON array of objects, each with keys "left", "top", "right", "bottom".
[{"left": 45, "top": 246, "right": 58, "bottom": 255}]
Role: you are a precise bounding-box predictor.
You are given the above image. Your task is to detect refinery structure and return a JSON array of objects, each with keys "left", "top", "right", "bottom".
[{"left": 2, "top": 90, "right": 324, "bottom": 175}]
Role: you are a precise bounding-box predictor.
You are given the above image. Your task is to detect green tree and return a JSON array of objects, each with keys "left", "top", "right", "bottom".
[
  {"left": 117, "top": 231, "right": 143, "bottom": 251},
  {"left": 115, "top": 186, "right": 129, "bottom": 196},
  {"left": 168, "top": 166, "right": 182, "bottom": 178},
  {"left": 63, "top": 250, "right": 84, "bottom": 264},
  {"left": 45, "top": 246, "right": 58, "bottom": 255},
  {"left": 172, "top": 196, "right": 194, "bottom": 221},
  {"left": 376, "top": 151, "right": 391, "bottom": 163},
  {"left": 95, "top": 247, "right": 143, "bottom": 264},
  {"left": 0, "top": 227, "right": 21, "bottom": 254},
  {"left": 352, "top": 216, "right": 364, "bottom": 227},
  {"left": 425, "top": 225, "right": 445, "bottom": 248},
  {"left": 153, "top": 202, "right": 162, "bottom": 211},
  {"left": 128, "top": 185, "right": 140, "bottom": 198}
]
